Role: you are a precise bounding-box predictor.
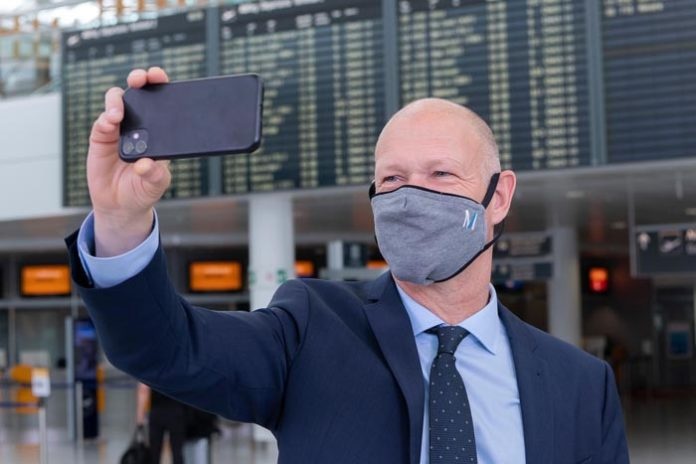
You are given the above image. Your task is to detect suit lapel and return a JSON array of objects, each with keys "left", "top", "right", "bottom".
[
  {"left": 364, "top": 273, "right": 424, "bottom": 464},
  {"left": 499, "top": 305, "right": 554, "bottom": 464}
]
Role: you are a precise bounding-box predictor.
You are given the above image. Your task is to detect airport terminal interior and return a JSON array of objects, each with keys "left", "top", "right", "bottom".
[{"left": 1, "top": 0, "right": 696, "bottom": 463}]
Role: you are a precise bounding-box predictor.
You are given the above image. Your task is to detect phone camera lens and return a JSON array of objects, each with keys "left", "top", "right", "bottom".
[
  {"left": 122, "top": 140, "right": 135, "bottom": 155},
  {"left": 135, "top": 140, "right": 147, "bottom": 154}
]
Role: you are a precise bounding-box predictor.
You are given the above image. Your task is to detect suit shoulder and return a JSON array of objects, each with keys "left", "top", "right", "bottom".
[
  {"left": 293, "top": 277, "right": 371, "bottom": 300},
  {"left": 267, "top": 277, "right": 372, "bottom": 312},
  {"left": 520, "top": 319, "right": 605, "bottom": 372}
]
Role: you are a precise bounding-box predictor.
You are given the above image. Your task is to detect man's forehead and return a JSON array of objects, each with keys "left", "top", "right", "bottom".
[
  {"left": 375, "top": 99, "right": 495, "bottom": 165},
  {"left": 375, "top": 153, "right": 473, "bottom": 169},
  {"left": 375, "top": 122, "right": 485, "bottom": 159}
]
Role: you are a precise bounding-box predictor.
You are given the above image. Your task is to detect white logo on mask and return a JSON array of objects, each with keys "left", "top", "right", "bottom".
[{"left": 463, "top": 210, "right": 478, "bottom": 230}]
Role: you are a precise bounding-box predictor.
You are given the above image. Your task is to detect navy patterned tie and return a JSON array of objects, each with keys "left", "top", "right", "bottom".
[{"left": 427, "top": 325, "right": 477, "bottom": 463}]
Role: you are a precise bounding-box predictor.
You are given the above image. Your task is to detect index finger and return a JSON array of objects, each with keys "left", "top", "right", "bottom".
[
  {"left": 146, "top": 66, "right": 169, "bottom": 84},
  {"left": 104, "top": 87, "right": 124, "bottom": 123},
  {"left": 126, "top": 69, "right": 148, "bottom": 89}
]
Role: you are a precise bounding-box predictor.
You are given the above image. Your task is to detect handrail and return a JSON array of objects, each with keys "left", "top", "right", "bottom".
[{"left": 0, "top": 400, "right": 39, "bottom": 408}]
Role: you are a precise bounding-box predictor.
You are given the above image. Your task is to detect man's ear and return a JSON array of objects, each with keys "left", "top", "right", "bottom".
[{"left": 490, "top": 170, "right": 516, "bottom": 226}]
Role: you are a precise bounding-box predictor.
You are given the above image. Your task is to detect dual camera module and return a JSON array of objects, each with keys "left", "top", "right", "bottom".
[{"left": 121, "top": 129, "right": 149, "bottom": 156}]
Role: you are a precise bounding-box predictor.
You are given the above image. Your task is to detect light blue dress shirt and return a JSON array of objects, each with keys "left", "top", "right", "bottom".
[
  {"left": 396, "top": 285, "right": 526, "bottom": 464},
  {"left": 77, "top": 213, "right": 526, "bottom": 462},
  {"left": 77, "top": 211, "right": 160, "bottom": 288}
]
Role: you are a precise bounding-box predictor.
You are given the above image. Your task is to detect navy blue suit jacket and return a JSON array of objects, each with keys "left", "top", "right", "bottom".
[{"left": 66, "top": 232, "right": 629, "bottom": 463}]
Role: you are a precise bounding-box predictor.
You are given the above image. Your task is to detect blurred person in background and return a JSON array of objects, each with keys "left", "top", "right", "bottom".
[{"left": 136, "top": 383, "right": 187, "bottom": 464}]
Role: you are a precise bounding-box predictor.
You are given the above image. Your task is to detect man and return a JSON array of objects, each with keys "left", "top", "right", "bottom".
[
  {"left": 66, "top": 67, "right": 629, "bottom": 463},
  {"left": 136, "top": 382, "right": 187, "bottom": 464}
]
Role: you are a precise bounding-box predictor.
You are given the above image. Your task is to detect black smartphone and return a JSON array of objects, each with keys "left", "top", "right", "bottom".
[{"left": 119, "top": 74, "right": 263, "bottom": 161}]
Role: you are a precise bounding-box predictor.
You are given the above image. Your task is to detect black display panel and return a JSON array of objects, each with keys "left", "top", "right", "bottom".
[
  {"left": 634, "top": 225, "right": 696, "bottom": 276},
  {"left": 399, "top": 0, "right": 591, "bottom": 170},
  {"left": 219, "top": 0, "right": 385, "bottom": 193},
  {"left": 602, "top": 0, "right": 696, "bottom": 163},
  {"left": 62, "top": 10, "right": 209, "bottom": 207}
]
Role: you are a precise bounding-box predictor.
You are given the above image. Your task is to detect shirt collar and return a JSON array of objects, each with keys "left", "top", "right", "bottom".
[{"left": 396, "top": 283, "right": 501, "bottom": 355}]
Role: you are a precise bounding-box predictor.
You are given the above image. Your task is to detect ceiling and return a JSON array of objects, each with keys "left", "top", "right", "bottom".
[{"left": 0, "top": 158, "right": 695, "bottom": 254}]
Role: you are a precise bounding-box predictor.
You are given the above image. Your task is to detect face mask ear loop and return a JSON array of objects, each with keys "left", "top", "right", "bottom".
[
  {"left": 485, "top": 170, "right": 505, "bottom": 242},
  {"left": 489, "top": 218, "right": 505, "bottom": 249},
  {"left": 369, "top": 181, "right": 381, "bottom": 250},
  {"left": 482, "top": 172, "right": 504, "bottom": 241},
  {"left": 481, "top": 173, "right": 501, "bottom": 208}
]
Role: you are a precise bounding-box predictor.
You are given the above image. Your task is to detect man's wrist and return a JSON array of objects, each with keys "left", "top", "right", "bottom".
[{"left": 93, "top": 208, "right": 155, "bottom": 257}]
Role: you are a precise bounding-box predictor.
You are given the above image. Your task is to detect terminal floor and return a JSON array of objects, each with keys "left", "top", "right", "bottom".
[{"left": 1, "top": 388, "right": 695, "bottom": 463}]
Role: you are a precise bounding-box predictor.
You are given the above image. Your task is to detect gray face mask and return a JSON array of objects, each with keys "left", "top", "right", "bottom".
[{"left": 370, "top": 174, "right": 501, "bottom": 285}]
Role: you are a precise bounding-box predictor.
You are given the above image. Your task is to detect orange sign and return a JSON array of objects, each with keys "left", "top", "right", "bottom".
[
  {"left": 295, "top": 261, "right": 315, "bottom": 277},
  {"left": 190, "top": 261, "right": 242, "bottom": 292},
  {"left": 21, "top": 265, "right": 71, "bottom": 296}
]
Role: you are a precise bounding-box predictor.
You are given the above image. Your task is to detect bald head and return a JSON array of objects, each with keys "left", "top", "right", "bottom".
[{"left": 375, "top": 98, "right": 501, "bottom": 179}]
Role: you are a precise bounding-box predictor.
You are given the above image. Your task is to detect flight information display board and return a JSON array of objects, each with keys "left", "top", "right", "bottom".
[
  {"left": 602, "top": 0, "right": 696, "bottom": 163},
  {"left": 219, "top": 0, "right": 385, "bottom": 193},
  {"left": 61, "top": 0, "right": 696, "bottom": 203},
  {"left": 399, "top": 0, "right": 591, "bottom": 170},
  {"left": 62, "top": 10, "right": 208, "bottom": 207}
]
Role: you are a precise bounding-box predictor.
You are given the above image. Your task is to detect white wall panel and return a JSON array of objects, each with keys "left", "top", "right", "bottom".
[{"left": 0, "top": 93, "right": 63, "bottom": 221}]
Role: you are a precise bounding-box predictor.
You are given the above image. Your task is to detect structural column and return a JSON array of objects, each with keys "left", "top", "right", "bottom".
[
  {"left": 247, "top": 193, "right": 295, "bottom": 446},
  {"left": 548, "top": 225, "right": 582, "bottom": 347},
  {"left": 248, "top": 193, "right": 296, "bottom": 310}
]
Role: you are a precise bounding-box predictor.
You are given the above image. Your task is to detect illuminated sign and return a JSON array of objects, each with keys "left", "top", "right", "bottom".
[
  {"left": 588, "top": 267, "right": 609, "bottom": 294},
  {"left": 295, "top": 261, "right": 315, "bottom": 278},
  {"left": 189, "top": 261, "right": 243, "bottom": 292},
  {"left": 21, "top": 265, "right": 71, "bottom": 296}
]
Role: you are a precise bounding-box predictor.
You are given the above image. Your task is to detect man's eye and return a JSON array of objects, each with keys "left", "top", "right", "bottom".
[
  {"left": 434, "top": 171, "right": 451, "bottom": 177},
  {"left": 383, "top": 175, "right": 398, "bottom": 183}
]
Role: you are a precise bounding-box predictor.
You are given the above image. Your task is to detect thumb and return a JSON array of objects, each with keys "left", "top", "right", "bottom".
[{"left": 133, "top": 158, "right": 171, "bottom": 192}]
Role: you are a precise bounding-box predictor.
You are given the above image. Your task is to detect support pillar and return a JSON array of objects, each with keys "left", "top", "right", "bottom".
[
  {"left": 248, "top": 193, "right": 296, "bottom": 310},
  {"left": 548, "top": 226, "right": 582, "bottom": 347},
  {"left": 247, "top": 193, "right": 295, "bottom": 448}
]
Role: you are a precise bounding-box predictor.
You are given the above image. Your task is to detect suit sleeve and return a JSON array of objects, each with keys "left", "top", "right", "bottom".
[
  {"left": 65, "top": 230, "right": 310, "bottom": 431},
  {"left": 76, "top": 211, "right": 161, "bottom": 289},
  {"left": 600, "top": 362, "right": 630, "bottom": 464}
]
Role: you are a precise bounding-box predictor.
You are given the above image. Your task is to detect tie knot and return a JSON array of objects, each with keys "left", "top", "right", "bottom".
[{"left": 427, "top": 325, "right": 469, "bottom": 355}]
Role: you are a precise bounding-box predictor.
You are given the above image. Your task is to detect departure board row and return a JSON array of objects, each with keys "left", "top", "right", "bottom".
[
  {"left": 219, "top": 0, "right": 384, "bottom": 193},
  {"left": 400, "top": 0, "right": 591, "bottom": 170},
  {"left": 602, "top": 0, "right": 696, "bottom": 163},
  {"left": 62, "top": 11, "right": 208, "bottom": 207},
  {"left": 61, "top": 0, "right": 696, "bottom": 205}
]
